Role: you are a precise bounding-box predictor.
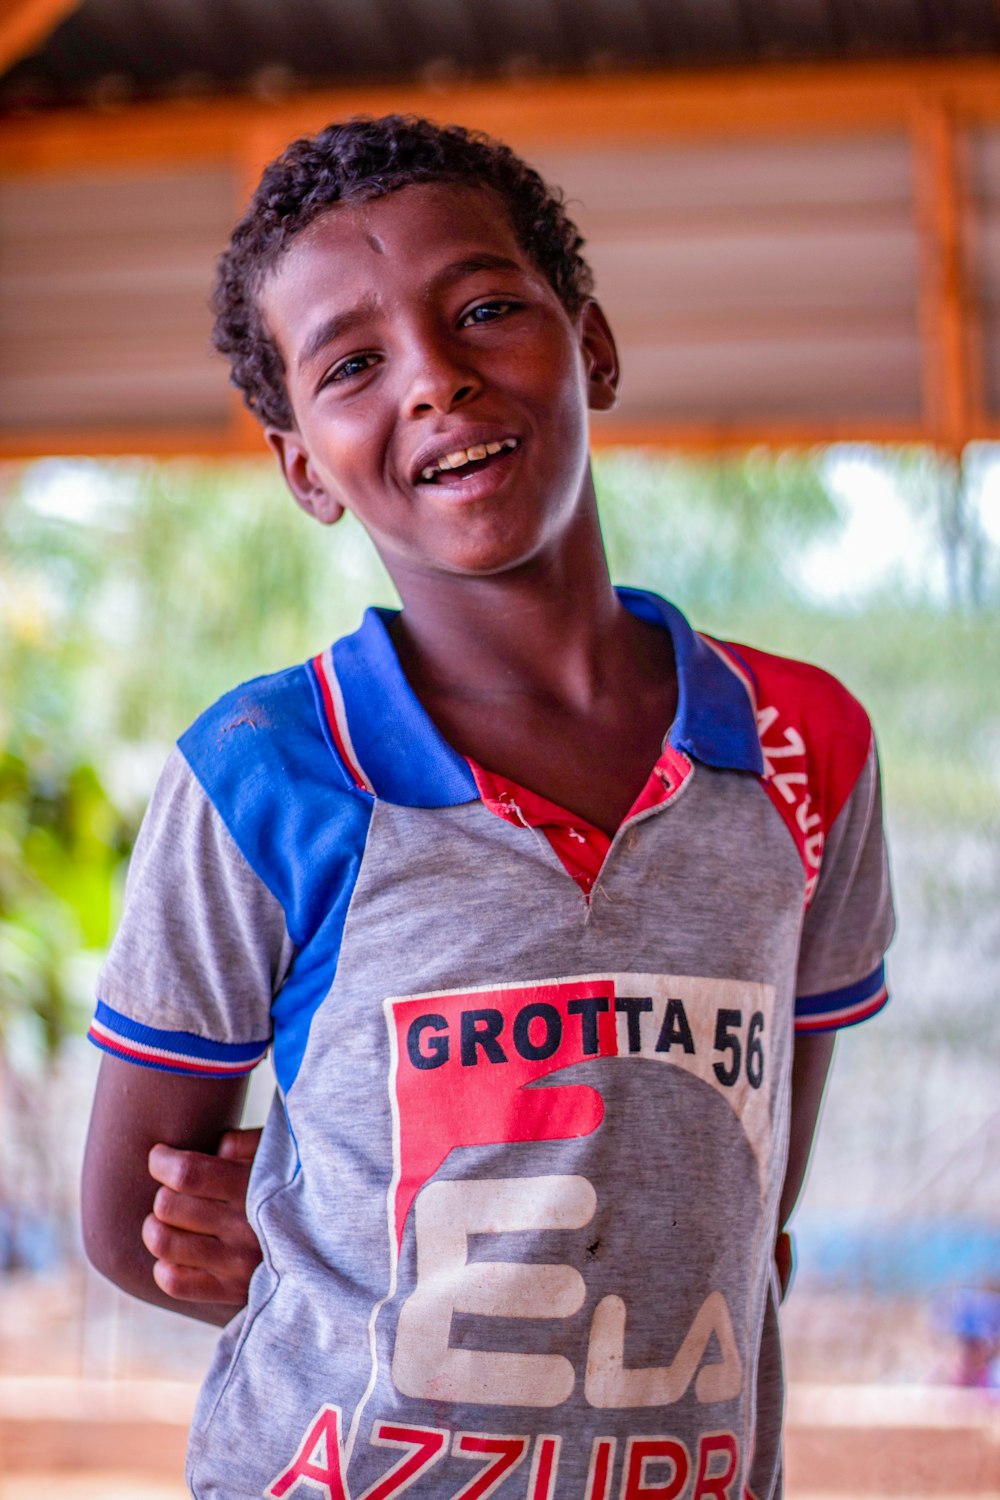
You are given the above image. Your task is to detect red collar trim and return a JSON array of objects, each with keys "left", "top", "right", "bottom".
[{"left": 467, "top": 743, "right": 692, "bottom": 896}]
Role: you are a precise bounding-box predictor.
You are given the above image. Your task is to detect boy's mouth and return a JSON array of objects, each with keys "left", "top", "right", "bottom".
[{"left": 418, "top": 438, "right": 518, "bottom": 484}]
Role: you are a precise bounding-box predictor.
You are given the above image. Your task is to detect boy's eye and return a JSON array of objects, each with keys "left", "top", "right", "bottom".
[
  {"left": 461, "top": 300, "right": 518, "bottom": 326},
  {"left": 325, "top": 352, "right": 379, "bottom": 385}
]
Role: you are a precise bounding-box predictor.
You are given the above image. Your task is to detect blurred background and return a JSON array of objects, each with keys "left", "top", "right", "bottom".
[{"left": 1, "top": 1, "right": 1000, "bottom": 1496}]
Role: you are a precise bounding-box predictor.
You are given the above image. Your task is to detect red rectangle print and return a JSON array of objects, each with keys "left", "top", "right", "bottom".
[{"left": 387, "top": 979, "right": 619, "bottom": 1246}]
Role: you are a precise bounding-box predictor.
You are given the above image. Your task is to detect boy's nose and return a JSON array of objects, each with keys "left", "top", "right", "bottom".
[{"left": 402, "top": 339, "right": 481, "bottom": 416}]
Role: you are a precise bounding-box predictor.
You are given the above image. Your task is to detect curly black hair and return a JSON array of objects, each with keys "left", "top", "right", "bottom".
[{"left": 211, "top": 114, "right": 594, "bottom": 430}]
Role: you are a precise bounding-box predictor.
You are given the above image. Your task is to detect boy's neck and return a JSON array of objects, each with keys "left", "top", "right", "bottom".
[
  {"left": 377, "top": 484, "right": 679, "bottom": 837},
  {"left": 386, "top": 513, "right": 633, "bottom": 715},
  {"left": 385, "top": 542, "right": 678, "bottom": 837}
]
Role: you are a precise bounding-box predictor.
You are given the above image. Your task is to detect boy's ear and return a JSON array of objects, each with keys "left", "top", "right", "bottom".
[
  {"left": 265, "top": 427, "right": 345, "bottom": 526},
  {"left": 579, "top": 300, "right": 620, "bottom": 413}
]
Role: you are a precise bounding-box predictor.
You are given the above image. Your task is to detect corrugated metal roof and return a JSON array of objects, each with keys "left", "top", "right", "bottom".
[{"left": 2, "top": 0, "right": 999, "bottom": 112}]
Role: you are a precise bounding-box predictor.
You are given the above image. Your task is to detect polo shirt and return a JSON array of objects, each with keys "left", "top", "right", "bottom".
[{"left": 90, "top": 587, "right": 894, "bottom": 1500}]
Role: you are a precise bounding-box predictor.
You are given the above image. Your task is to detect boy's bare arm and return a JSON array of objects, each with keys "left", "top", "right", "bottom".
[
  {"left": 776, "top": 1030, "right": 836, "bottom": 1295},
  {"left": 82, "top": 1053, "right": 253, "bottom": 1327}
]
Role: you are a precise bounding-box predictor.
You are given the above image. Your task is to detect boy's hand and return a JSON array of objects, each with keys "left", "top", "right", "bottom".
[{"left": 142, "top": 1127, "right": 263, "bottom": 1307}]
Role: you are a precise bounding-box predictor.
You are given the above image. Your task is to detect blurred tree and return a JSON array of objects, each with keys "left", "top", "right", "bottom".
[
  {"left": 0, "top": 747, "right": 128, "bottom": 1267},
  {"left": 0, "top": 459, "right": 394, "bottom": 783},
  {"left": 594, "top": 447, "right": 839, "bottom": 612},
  {"left": 883, "top": 448, "right": 995, "bottom": 613}
]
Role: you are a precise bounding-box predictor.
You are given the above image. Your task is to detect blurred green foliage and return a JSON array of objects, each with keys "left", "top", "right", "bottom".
[
  {"left": 0, "top": 751, "right": 125, "bottom": 1066},
  {"left": 597, "top": 447, "right": 841, "bottom": 612},
  {"left": 0, "top": 446, "right": 997, "bottom": 1069},
  {"left": 595, "top": 448, "right": 1000, "bottom": 825}
]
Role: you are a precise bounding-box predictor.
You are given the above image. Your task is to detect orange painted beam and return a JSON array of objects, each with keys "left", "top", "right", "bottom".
[
  {"left": 0, "top": 416, "right": 948, "bottom": 463},
  {"left": 912, "top": 100, "right": 982, "bottom": 454},
  {"left": 4, "top": 59, "right": 1000, "bottom": 177},
  {"left": 0, "top": 0, "right": 79, "bottom": 75},
  {"left": 10, "top": 406, "right": 1000, "bottom": 460},
  {"left": 590, "top": 418, "right": 932, "bottom": 453},
  {"left": 0, "top": 424, "right": 255, "bottom": 460}
]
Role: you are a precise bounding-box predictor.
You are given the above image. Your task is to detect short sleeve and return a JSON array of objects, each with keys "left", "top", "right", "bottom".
[
  {"left": 89, "top": 747, "right": 294, "bottom": 1076},
  {"left": 793, "top": 738, "right": 894, "bottom": 1033}
]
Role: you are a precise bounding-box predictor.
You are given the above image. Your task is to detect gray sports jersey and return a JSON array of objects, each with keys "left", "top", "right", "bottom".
[{"left": 91, "top": 590, "right": 894, "bottom": 1500}]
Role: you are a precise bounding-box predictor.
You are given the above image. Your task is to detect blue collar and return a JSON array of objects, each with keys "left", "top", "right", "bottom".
[{"left": 328, "top": 587, "right": 762, "bottom": 806}]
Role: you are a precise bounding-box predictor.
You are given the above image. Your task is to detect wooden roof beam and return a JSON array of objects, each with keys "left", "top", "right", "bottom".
[
  {"left": 6, "top": 58, "right": 1000, "bottom": 178},
  {"left": 0, "top": 0, "right": 81, "bottom": 75},
  {"left": 912, "top": 98, "right": 983, "bottom": 456}
]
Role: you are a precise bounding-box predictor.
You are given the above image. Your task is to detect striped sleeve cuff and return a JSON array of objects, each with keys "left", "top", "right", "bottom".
[
  {"left": 88, "top": 1000, "right": 270, "bottom": 1077},
  {"left": 794, "top": 961, "right": 889, "bottom": 1033}
]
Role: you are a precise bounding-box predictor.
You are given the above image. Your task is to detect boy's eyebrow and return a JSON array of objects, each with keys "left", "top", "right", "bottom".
[
  {"left": 434, "top": 253, "right": 526, "bottom": 284},
  {"left": 297, "top": 297, "right": 379, "bottom": 371}
]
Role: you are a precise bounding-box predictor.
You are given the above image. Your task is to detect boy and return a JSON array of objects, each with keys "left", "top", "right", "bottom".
[{"left": 82, "top": 115, "right": 893, "bottom": 1500}]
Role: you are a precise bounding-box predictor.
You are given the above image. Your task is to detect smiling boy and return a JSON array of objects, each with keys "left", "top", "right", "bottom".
[{"left": 82, "top": 116, "right": 893, "bottom": 1500}]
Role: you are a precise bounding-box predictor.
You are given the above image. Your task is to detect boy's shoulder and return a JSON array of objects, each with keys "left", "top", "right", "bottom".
[
  {"left": 183, "top": 659, "right": 312, "bottom": 733},
  {"left": 173, "top": 655, "right": 374, "bottom": 943},
  {"left": 178, "top": 658, "right": 333, "bottom": 791},
  {"left": 706, "top": 632, "right": 873, "bottom": 765},
  {"left": 177, "top": 654, "right": 356, "bottom": 830},
  {"left": 178, "top": 648, "right": 367, "bottom": 793},
  {"left": 704, "top": 634, "right": 877, "bottom": 903},
  {"left": 616, "top": 588, "right": 872, "bottom": 766}
]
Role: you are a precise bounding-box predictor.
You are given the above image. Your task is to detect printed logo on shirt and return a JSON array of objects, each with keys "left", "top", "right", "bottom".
[
  {"left": 266, "top": 1409, "right": 742, "bottom": 1500},
  {"left": 755, "top": 701, "right": 824, "bottom": 905},
  {"left": 386, "top": 973, "right": 775, "bottom": 1243},
  {"left": 379, "top": 974, "right": 774, "bottom": 1417}
]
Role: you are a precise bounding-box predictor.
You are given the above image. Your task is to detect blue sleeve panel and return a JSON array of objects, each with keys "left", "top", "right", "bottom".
[{"left": 178, "top": 663, "right": 375, "bottom": 1096}]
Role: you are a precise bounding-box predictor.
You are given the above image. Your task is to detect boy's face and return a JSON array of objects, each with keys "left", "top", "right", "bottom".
[{"left": 260, "top": 182, "right": 618, "bottom": 582}]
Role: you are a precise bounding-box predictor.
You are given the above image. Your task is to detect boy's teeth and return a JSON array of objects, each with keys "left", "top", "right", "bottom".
[{"left": 421, "top": 437, "right": 517, "bottom": 481}]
